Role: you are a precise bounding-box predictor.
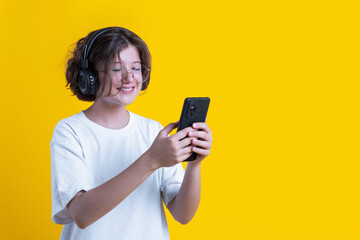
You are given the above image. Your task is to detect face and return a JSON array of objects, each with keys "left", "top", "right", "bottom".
[{"left": 97, "top": 45, "right": 143, "bottom": 107}]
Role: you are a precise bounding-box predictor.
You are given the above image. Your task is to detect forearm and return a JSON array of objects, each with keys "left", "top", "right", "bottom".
[
  {"left": 68, "top": 152, "right": 157, "bottom": 229},
  {"left": 167, "top": 162, "right": 201, "bottom": 225}
]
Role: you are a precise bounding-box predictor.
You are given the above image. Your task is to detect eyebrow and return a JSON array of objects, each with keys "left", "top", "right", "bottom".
[{"left": 113, "top": 61, "right": 141, "bottom": 64}]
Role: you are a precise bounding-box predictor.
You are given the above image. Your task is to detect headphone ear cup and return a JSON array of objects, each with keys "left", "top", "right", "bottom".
[{"left": 79, "top": 69, "right": 98, "bottom": 95}]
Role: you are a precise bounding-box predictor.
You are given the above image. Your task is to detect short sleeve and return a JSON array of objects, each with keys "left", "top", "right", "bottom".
[
  {"left": 50, "top": 121, "right": 94, "bottom": 225},
  {"left": 160, "top": 163, "right": 185, "bottom": 206}
]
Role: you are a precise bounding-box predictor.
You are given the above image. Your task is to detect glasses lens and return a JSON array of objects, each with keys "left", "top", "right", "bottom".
[
  {"left": 114, "top": 64, "right": 150, "bottom": 84},
  {"left": 141, "top": 64, "right": 150, "bottom": 83}
]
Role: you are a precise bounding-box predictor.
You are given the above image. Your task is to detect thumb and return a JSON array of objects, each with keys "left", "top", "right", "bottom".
[{"left": 160, "top": 122, "right": 178, "bottom": 137}]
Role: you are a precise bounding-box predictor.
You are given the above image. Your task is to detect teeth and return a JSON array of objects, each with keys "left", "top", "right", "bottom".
[{"left": 121, "top": 87, "right": 133, "bottom": 92}]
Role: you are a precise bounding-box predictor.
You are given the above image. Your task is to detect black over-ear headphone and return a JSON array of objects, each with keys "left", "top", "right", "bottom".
[
  {"left": 78, "top": 27, "right": 150, "bottom": 95},
  {"left": 78, "top": 27, "right": 112, "bottom": 95}
]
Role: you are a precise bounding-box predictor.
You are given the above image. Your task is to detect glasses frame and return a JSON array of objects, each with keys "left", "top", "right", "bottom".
[{"left": 118, "top": 64, "right": 150, "bottom": 83}]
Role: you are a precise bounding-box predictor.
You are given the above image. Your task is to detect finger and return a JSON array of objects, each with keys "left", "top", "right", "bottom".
[
  {"left": 180, "top": 153, "right": 193, "bottom": 162},
  {"left": 188, "top": 130, "right": 212, "bottom": 141},
  {"left": 192, "top": 138, "right": 212, "bottom": 150},
  {"left": 178, "top": 146, "right": 194, "bottom": 161},
  {"left": 192, "top": 146, "right": 210, "bottom": 157},
  {"left": 179, "top": 145, "right": 193, "bottom": 155},
  {"left": 172, "top": 126, "right": 194, "bottom": 141},
  {"left": 192, "top": 122, "right": 211, "bottom": 134},
  {"left": 178, "top": 136, "right": 193, "bottom": 149},
  {"left": 160, "top": 122, "right": 179, "bottom": 137}
]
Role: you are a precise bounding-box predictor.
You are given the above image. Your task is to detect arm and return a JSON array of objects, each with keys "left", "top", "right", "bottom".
[
  {"left": 67, "top": 153, "right": 156, "bottom": 229},
  {"left": 167, "top": 122, "right": 212, "bottom": 225},
  {"left": 67, "top": 122, "right": 194, "bottom": 229}
]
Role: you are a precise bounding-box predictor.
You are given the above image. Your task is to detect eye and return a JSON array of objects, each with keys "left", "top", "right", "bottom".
[
  {"left": 132, "top": 66, "right": 141, "bottom": 72},
  {"left": 112, "top": 68, "right": 121, "bottom": 72}
]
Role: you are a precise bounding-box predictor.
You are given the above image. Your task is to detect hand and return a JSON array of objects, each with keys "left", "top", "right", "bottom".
[
  {"left": 187, "top": 122, "right": 212, "bottom": 164},
  {"left": 146, "top": 122, "right": 195, "bottom": 169}
]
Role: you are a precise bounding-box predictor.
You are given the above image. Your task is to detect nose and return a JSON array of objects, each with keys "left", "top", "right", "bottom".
[{"left": 121, "top": 69, "right": 135, "bottom": 82}]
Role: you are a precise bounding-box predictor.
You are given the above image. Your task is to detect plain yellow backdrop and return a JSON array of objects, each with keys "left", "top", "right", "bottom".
[{"left": 1, "top": 0, "right": 359, "bottom": 239}]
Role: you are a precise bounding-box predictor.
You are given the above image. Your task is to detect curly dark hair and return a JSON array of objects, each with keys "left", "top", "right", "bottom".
[{"left": 65, "top": 27, "right": 152, "bottom": 102}]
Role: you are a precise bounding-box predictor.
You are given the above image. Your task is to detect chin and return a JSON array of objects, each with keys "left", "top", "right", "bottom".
[
  {"left": 98, "top": 87, "right": 140, "bottom": 107},
  {"left": 113, "top": 92, "right": 139, "bottom": 106}
]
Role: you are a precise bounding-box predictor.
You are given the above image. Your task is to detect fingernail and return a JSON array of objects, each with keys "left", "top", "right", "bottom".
[
  {"left": 193, "top": 123, "right": 197, "bottom": 128},
  {"left": 189, "top": 131, "right": 194, "bottom": 136}
]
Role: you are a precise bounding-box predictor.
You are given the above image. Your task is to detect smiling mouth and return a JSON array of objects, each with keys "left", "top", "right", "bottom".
[{"left": 117, "top": 87, "right": 135, "bottom": 93}]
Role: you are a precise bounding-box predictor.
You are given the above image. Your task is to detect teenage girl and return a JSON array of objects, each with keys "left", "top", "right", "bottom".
[{"left": 51, "top": 27, "right": 212, "bottom": 240}]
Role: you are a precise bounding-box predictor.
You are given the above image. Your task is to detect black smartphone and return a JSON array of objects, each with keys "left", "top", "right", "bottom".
[{"left": 177, "top": 97, "right": 210, "bottom": 161}]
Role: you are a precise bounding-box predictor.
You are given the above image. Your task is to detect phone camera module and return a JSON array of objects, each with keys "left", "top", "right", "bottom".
[{"left": 187, "top": 103, "right": 197, "bottom": 118}]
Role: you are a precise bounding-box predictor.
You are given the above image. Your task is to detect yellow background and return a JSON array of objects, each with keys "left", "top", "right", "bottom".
[{"left": 1, "top": 0, "right": 359, "bottom": 239}]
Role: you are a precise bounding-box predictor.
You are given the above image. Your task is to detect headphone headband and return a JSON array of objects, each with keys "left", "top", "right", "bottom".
[{"left": 81, "top": 27, "right": 117, "bottom": 69}]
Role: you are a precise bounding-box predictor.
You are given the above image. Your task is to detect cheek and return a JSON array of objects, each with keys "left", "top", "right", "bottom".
[
  {"left": 97, "top": 75, "right": 117, "bottom": 96},
  {"left": 109, "top": 71, "right": 122, "bottom": 85}
]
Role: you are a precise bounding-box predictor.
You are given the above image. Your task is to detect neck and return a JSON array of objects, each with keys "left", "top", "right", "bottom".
[{"left": 84, "top": 100, "right": 130, "bottom": 130}]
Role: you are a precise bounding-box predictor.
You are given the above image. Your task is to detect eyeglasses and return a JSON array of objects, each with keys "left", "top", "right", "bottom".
[{"left": 116, "top": 64, "right": 150, "bottom": 83}]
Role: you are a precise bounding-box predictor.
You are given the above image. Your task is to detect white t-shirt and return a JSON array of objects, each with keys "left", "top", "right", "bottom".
[{"left": 50, "top": 111, "right": 184, "bottom": 240}]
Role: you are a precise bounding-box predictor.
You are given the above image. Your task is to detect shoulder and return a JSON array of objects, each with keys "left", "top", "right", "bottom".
[
  {"left": 52, "top": 112, "right": 86, "bottom": 142},
  {"left": 57, "top": 111, "right": 85, "bottom": 126}
]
